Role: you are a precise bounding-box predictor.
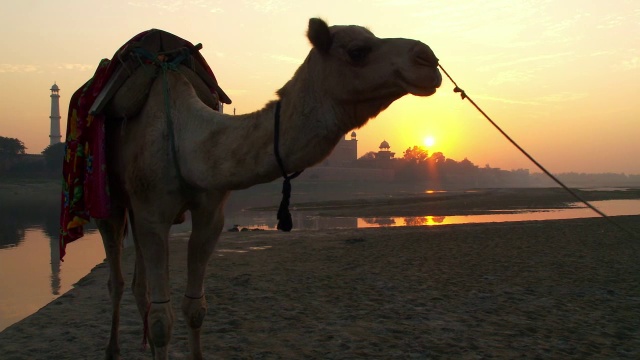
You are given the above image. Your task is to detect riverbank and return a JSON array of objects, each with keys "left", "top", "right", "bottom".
[
  {"left": 252, "top": 186, "right": 640, "bottom": 217},
  {"left": 0, "top": 178, "right": 59, "bottom": 207},
  {"left": 1, "top": 215, "right": 639, "bottom": 359}
]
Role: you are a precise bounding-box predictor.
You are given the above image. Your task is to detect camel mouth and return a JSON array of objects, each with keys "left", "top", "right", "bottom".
[
  {"left": 411, "top": 87, "right": 437, "bottom": 96},
  {"left": 403, "top": 68, "right": 442, "bottom": 97}
]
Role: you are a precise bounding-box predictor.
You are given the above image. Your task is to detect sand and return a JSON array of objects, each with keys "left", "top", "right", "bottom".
[{"left": 1, "top": 214, "right": 639, "bottom": 359}]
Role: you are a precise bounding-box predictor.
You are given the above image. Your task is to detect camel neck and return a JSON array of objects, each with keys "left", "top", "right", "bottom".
[
  {"left": 184, "top": 98, "right": 343, "bottom": 191},
  {"left": 180, "top": 66, "right": 349, "bottom": 191}
]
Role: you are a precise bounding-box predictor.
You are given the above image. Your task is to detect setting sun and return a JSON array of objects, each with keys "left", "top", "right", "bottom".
[{"left": 423, "top": 136, "right": 435, "bottom": 148}]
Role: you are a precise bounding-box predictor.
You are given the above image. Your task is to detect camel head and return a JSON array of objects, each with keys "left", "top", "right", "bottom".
[{"left": 280, "top": 18, "right": 442, "bottom": 130}]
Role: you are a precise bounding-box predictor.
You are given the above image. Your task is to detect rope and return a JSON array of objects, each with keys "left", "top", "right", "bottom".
[
  {"left": 274, "top": 101, "right": 302, "bottom": 231},
  {"left": 437, "top": 64, "right": 639, "bottom": 240}
]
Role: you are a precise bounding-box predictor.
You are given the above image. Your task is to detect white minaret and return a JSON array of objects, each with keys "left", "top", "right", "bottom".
[{"left": 49, "top": 83, "right": 62, "bottom": 145}]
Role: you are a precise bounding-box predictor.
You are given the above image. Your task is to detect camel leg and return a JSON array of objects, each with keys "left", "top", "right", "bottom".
[
  {"left": 132, "top": 214, "right": 174, "bottom": 360},
  {"left": 182, "top": 193, "right": 227, "bottom": 360},
  {"left": 128, "top": 211, "right": 154, "bottom": 353},
  {"left": 96, "top": 207, "right": 127, "bottom": 360},
  {"left": 131, "top": 245, "right": 155, "bottom": 354}
]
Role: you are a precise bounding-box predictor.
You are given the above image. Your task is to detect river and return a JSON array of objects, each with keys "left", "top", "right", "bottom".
[{"left": 1, "top": 187, "right": 639, "bottom": 331}]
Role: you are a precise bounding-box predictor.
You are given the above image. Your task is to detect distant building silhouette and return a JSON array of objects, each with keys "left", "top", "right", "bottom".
[
  {"left": 321, "top": 131, "right": 358, "bottom": 167},
  {"left": 49, "top": 83, "right": 62, "bottom": 145},
  {"left": 303, "top": 133, "right": 395, "bottom": 181},
  {"left": 374, "top": 140, "right": 395, "bottom": 160}
]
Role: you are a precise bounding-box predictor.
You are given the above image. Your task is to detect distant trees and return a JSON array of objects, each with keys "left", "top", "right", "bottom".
[
  {"left": 42, "top": 142, "right": 66, "bottom": 174},
  {"left": 353, "top": 144, "right": 542, "bottom": 187},
  {"left": 0, "top": 136, "right": 26, "bottom": 156},
  {"left": 0, "top": 136, "right": 27, "bottom": 173},
  {"left": 395, "top": 146, "right": 430, "bottom": 180},
  {"left": 0, "top": 136, "right": 66, "bottom": 177},
  {"left": 402, "top": 146, "right": 429, "bottom": 163},
  {"left": 358, "top": 151, "right": 377, "bottom": 160},
  {"left": 429, "top": 152, "right": 446, "bottom": 164}
]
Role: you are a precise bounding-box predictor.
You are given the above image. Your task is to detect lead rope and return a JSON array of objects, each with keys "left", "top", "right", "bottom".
[
  {"left": 437, "top": 64, "right": 639, "bottom": 240},
  {"left": 274, "top": 101, "right": 303, "bottom": 231}
]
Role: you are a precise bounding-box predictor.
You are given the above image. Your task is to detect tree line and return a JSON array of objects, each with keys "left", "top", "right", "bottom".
[
  {"left": 355, "top": 145, "right": 533, "bottom": 187},
  {"left": 355, "top": 145, "right": 640, "bottom": 188},
  {"left": 0, "top": 136, "right": 66, "bottom": 177},
  {"left": 3, "top": 136, "right": 639, "bottom": 187}
]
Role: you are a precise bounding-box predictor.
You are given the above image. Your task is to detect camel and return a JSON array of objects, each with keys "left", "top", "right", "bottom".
[{"left": 96, "top": 18, "right": 441, "bottom": 359}]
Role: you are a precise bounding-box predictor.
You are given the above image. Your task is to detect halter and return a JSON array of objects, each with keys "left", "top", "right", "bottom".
[{"left": 273, "top": 101, "right": 303, "bottom": 231}]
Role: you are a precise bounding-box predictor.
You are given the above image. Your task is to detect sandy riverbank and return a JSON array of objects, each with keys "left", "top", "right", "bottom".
[{"left": 1, "top": 214, "right": 639, "bottom": 359}]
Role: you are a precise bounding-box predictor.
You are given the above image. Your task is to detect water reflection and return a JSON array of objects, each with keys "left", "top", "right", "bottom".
[
  {"left": 354, "top": 200, "right": 640, "bottom": 228},
  {"left": 225, "top": 199, "right": 640, "bottom": 231},
  {"left": 0, "top": 193, "right": 105, "bottom": 331},
  {"left": 1, "top": 191, "right": 638, "bottom": 331}
]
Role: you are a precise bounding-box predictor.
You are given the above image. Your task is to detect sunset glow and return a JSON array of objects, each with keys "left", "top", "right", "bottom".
[{"left": 0, "top": 1, "right": 638, "bottom": 173}]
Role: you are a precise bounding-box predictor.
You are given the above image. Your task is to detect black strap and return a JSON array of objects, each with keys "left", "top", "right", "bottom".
[{"left": 274, "top": 101, "right": 302, "bottom": 231}]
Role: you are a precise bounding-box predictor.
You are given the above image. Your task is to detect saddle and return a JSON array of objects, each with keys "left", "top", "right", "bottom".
[{"left": 90, "top": 29, "right": 232, "bottom": 119}]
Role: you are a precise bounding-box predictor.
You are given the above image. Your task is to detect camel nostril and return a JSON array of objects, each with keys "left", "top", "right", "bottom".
[{"left": 413, "top": 43, "right": 438, "bottom": 67}]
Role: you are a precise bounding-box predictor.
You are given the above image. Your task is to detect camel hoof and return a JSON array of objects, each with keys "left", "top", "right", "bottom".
[{"left": 104, "top": 348, "right": 121, "bottom": 360}]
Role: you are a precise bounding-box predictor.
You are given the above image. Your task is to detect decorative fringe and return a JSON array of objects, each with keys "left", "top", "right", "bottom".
[{"left": 273, "top": 101, "right": 302, "bottom": 231}]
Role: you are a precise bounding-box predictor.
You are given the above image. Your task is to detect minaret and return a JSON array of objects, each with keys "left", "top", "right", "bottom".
[{"left": 49, "top": 83, "right": 62, "bottom": 145}]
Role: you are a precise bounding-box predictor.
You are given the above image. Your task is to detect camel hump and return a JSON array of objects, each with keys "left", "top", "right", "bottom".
[{"left": 91, "top": 28, "right": 232, "bottom": 119}]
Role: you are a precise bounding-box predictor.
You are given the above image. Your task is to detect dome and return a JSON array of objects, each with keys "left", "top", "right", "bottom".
[
  {"left": 51, "top": 83, "right": 59, "bottom": 91},
  {"left": 379, "top": 140, "right": 390, "bottom": 149},
  {"left": 351, "top": 131, "right": 357, "bottom": 137}
]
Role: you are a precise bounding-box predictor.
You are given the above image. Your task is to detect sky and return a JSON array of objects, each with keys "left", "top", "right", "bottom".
[{"left": 1, "top": 0, "right": 638, "bottom": 174}]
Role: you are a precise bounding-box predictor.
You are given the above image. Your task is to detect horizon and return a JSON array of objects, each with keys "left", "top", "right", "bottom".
[
  {"left": 7, "top": 138, "right": 640, "bottom": 177},
  {"left": 1, "top": 1, "right": 638, "bottom": 174}
]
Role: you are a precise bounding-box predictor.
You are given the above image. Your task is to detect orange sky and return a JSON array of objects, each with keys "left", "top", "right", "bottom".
[{"left": 1, "top": 1, "right": 638, "bottom": 174}]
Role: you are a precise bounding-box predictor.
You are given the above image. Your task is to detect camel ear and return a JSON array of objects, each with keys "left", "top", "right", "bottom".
[{"left": 307, "top": 18, "right": 332, "bottom": 53}]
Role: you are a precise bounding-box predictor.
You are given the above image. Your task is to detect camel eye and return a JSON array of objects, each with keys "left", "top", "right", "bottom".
[{"left": 347, "top": 46, "right": 371, "bottom": 63}]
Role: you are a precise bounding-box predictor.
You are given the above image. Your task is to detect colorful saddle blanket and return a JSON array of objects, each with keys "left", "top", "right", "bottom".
[{"left": 59, "top": 29, "right": 229, "bottom": 260}]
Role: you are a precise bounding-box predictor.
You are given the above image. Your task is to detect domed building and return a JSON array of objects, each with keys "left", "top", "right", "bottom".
[
  {"left": 302, "top": 133, "right": 395, "bottom": 182},
  {"left": 375, "top": 139, "right": 395, "bottom": 160}
]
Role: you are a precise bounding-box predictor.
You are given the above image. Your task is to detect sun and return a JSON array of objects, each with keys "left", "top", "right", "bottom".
[{"left": 423, "top": 136, "right": 436, "bottom": 147}]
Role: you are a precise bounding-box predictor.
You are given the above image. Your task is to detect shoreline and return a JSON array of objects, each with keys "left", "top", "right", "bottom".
[{"left": 2, "top": 216, "right": 639, "bottom": 359}]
